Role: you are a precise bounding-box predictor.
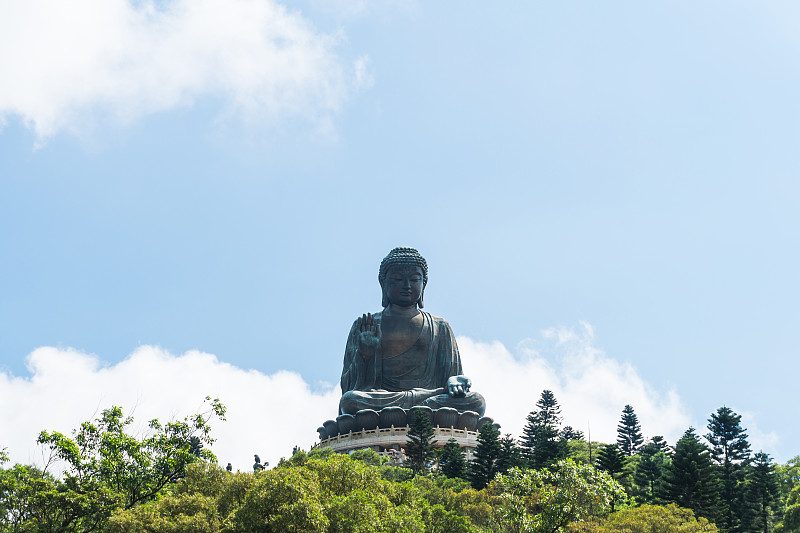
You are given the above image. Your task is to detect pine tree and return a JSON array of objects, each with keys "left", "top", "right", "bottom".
[
  {"left": 560, "top": 426, "right": 585, "bottom": 441},
  {"left": 617, "top": 404, "right": 644, "bottom": 456},
  {"left": 660, "top": 427, "right": 720, "bottom": 523},
  {"left": 595, "top": 443, "right": 628, "bottom": 512},
  {"left": 746, "top": 452, "right": 780, "bottom": 533},
  {"left": 633, "top": 439, "right": 670, "bottom": 504},
  {"left": 597, "top": 443, "right": 626, "bottom": 481},
  {"left": 188, "top": 435, "right": 204, "bottom": 457},
  {"left": 520, "top": 390, "right": 568, "bottom": 469},
  {"left": 471, "top": 421, "right": 501, "bottom": 489},
  {"left": 496, "top": 434, "right": 524, "bottom": 475},
  {"left": 706, "top": 406, "right": 751, "bottom": 533},
  {"left": 406, "top": 409, "right": 436, "bottom": 475},
  {"left": 647, "top": 435, "right": 670, "bottom": 454},
  {"left": 439, "top": 438, "right": 469, "bottom": 480}
]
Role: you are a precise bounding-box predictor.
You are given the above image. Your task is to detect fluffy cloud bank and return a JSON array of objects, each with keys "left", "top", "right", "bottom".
[
  {"left": 0, "top": 346, "right": 340, "bottom": 471},
  {"left": 460, "top": 323, "right": 691, "bottom": 446},
  {"left": 0, "top": 0, "right": 358, "bottom": 140},
  {"left": 1, "top": 325, "right": 696, "bottom": 471}
]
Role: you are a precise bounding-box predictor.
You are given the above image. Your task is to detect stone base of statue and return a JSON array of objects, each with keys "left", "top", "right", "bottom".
[{"left": 313, "top": 406, "right": 499, "bottom": 465}]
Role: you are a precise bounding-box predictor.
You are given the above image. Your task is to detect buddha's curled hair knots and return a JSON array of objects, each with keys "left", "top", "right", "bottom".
[{"left": 378, "top": 247, "right": 428, "bottom": 287}]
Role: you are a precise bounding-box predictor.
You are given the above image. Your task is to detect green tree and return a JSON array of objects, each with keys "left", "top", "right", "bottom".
[
  {"left": 567, "top": 503, "right": 718, "bottom": 533},
  {"left": 227, "top": 467, "right": 329, "bottom": 533},
  {"left": 632, "top": 439, "right": 670, "bottom": 504},
  {"left": 617, "top": 405, "right": 644, "bottom": 456},
  {"left": 660, "top": 428, "right": 720, "bottom": 523},
  {"left": 406, "top": 409, "right": 436, "bottom": 476},
  {"left": 746, "top": 452, "right": 780, "bottom": 533},
  {"left": 496, "top": 434, "right": 524, "bottom": 475},
  {"left": 776, "top": 456, "right": 800, "bottom": 503},
  {"left": 566, "top": 439, "right": 603, "bottom": 466},
  {"left": 290, "top": 451, "right": 462, "bottom": 532},
  {"left": 521, "top": 390, "right": 568, "bottom": 469},
  {"left": 408, "top": 474, "right": 493, "bottom": 529},
  {"left": 0, "top": 399, "right": 224, "bottom": 533},
  {"left": 560, "top": 426, "right": 585, "bottom": 441},
  {"left": 492, "top": 459, "right": 625, "bottom": 533},
  {"left": 349, "top": 448, "right": 385, "bottom": 467},
  {"left": 649, "top": 435, "right": 671, "bottom": 453},
  {"left": 597, "top": 444, "right": 626, "bottom": 481},
  {"left": 778, "top": 482, "right": 800, "bottom": 533},
  {"left": 107, "top": 492, "right": 221, "bottom": 533},
  {"left": 110, "top": 452, "right": 439, "bottom": 533},
  {"left": 706, "top": 406, "right": 751, "bottom": 533},
  {"left": 439, "top": 439, "right": 469, "bottom": 480},
  {"left": 471, "top": 421, "right": 501, "bottom": 490},
  {"left": 596, "top": 444, "right": 628, "bottom": 511},
  {"left": 0, "top": 463, "right": 120, "bottom": 532},
  {"left": 189, "top": 436, "right": 204, "bottom": 458},
  {"left": 37, "top": 397, "right": 225, "bottom": 512}
]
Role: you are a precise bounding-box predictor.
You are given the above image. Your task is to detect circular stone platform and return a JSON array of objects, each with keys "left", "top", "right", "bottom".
[{"left": 312, "top": 425, "right": 482, "bottom": 462}]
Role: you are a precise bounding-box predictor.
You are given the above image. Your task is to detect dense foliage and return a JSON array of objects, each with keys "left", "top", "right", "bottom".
[
  {"left": 491, "top": 459, "right": 625, "bottom": 533},
  {"left": 567, "top": 504, "right": 718, "bottom": 533},
  {"left": 3, "top": 391, "right": 799, "bottom": 533},
  {"left": 101, "top": 453, "right": 626, "bottom": 533},
  {"left": 1, "top": 398, "right": 225, "bottom": 532}
]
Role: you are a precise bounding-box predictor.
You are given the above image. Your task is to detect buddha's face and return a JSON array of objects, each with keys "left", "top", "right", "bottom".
[{"left": 383, "top": 265, "right": 424, "bottom": 308}]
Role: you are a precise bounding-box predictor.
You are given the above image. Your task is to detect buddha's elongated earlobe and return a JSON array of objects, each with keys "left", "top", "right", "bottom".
[
  {"left": 382, "top": 285, "right": 389, "bottom": 308},
  {"left": 418, "top": 290, "right": 424, "bottom": 309}
]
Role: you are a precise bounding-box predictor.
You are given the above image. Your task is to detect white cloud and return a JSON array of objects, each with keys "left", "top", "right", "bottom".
[
  {"left": 461, "top": 322, "right": 692, "bottom": 447},
  {"left": 309, "top": 0, "right": 416, "bottom": 20},
  {"left": 737, "top": 410, "right": 780, "bottom": 455},
  {"left": 0, "top": 325, "right": 696, "bottom": 473},
  {"left": 0, "top": 346, "right": 340, "bottom": 471},
  {"left": 0, "top": 0, "right": 354, "bottom": 141},
  {"left": 354, "top": 55, "right": 374, "bottom": 90}
]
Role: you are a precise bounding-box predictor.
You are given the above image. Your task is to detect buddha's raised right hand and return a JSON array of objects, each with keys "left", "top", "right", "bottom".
[{"left": 357, "top": 313, "right": 381, "bottom": 358}]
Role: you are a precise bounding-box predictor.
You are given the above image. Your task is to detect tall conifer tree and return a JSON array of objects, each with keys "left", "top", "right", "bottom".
[
  {"left": 406, "top": 410, "right": 436, "bottom": 475},
  {"left": 439, "top": 438, "right": 469, "bottom": 480},
  {"left": 660, "top": 427, "right": 720, "bottom": 523},
  {"left": 633, "top": 439, "right": 669, "bottom": 504},
  {"left": 496, "top": 434, "right": 524, "bottom": 475},
  {"left": 597, "top": 443, "right": 626, "bottom": 481},
  {"left": 647, "top": 435, "right": 670, "bottom": 454},
  {"left": 560, "top": 426, "right": 585, "bottom": 441},
  {"left": 471, "top": 421, "right": 501, "bottom": 489},
  {"left": 706, "top": 406, "right": 751, "bottom": 533},
  {"left": 617, "top": 404, "right": 644, "bottom": 456},
  {"left": 746, "top": 452, "right": 780, "bottom": 533},
  {"left": 520, "top": 390, "right": 568, "bottom": 469}
]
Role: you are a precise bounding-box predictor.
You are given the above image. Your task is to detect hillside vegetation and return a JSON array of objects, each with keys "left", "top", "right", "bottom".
[{"left": 1, "top": 390, "right": 797, "bottom": 532}]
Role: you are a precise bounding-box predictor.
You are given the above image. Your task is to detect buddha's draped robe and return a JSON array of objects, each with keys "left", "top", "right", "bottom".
[{"left": 339, "top": 311, "right": 486, "bottom": 415}]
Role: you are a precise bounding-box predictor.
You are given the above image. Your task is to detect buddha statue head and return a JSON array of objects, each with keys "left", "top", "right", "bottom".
[{"left": 378, "top": 247, "right": 428, "bottom": 308}]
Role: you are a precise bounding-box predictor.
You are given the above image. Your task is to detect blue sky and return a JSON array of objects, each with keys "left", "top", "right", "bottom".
[{"left": 1, "top": 1, "right": 798, "bottom": 468}]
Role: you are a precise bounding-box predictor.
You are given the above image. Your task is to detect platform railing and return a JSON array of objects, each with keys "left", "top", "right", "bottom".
[{"left": 313, "top": 425, "right": 479, "bottom": 449}]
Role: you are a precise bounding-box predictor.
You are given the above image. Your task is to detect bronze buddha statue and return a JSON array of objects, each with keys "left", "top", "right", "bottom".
[{"left": 338, "top": 247, "right": 486, "bottom": 416}]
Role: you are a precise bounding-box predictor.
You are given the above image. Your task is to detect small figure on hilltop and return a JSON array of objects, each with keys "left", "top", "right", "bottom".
[{"left": 226, "top": 463, "right": 232, "bottom": 472}]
